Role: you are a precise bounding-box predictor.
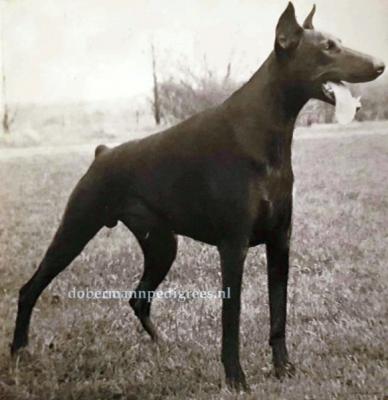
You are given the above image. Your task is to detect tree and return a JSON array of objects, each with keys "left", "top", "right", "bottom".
[
  {"left": 2, "top": 74, "right": 10, "bottom": 135},
  {"left": 1, "top": 1, "right": 11, "bottom": 135},
  {"left": 157, "top": 58, "right": 238, "bottom": 123},
  {"left": 151, "top": 43, "right": 161, "bottom": 125}
]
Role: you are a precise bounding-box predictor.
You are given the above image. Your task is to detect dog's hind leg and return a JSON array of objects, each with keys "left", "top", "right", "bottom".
[
  {"left": 11, "top": 176, "right": 105, "bottom": 355},
  {"left": 121, "top": 211, "right": 177, "bottom": 341}
]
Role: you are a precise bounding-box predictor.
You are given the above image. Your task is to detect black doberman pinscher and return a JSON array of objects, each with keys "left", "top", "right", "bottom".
[{"left": 11, "top": 2, "right": 384, "bottom": 391}]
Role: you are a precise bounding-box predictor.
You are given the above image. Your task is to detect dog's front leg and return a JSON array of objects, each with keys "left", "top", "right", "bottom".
[
  {"left": 266, "top": 232, "right": 295, "bottom": 379},
  {"left": 218, "top": 240, "right": 249, "bottom": 391}
]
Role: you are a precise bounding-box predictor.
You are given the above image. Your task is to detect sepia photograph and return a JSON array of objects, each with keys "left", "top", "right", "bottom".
[{"left": 0, "top": 0, "right": 387, "bottom": 398}]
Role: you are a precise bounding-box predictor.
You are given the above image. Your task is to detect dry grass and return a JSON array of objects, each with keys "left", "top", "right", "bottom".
[{"left": 0, "top": 126, "right": 387, "bottom": 399}]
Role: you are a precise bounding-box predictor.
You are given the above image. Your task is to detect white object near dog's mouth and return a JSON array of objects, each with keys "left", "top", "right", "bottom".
[{"left": 322, "top": 81, "right": 362, "bottom": 125}]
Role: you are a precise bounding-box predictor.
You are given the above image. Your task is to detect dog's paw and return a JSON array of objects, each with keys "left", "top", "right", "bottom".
[
  {"left": 274, "top": 361, "right": 296, "bottom": 379},
  {"left": 225, "top": 367, "right": 250, "bottom": 392},
  {"left": 10, "top": 344, "right": 32, "bottom": 362}
]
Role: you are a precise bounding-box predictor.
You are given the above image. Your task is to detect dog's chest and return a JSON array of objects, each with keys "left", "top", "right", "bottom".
[{"left": 250, "top": 165, "right": 293, "bottom": 237}]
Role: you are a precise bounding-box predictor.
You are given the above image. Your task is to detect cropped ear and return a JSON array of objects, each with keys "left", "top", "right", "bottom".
[
  {"left": 303, "top": 4, "right": 316, "bottom": 29},
  {"left": 275, "top": 2, "right": 303, "bottom": 53}
]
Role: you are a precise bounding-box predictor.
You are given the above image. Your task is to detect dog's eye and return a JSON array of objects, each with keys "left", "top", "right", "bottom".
[{"left": 324, "top": 40, "right": 336, "bottom": 51}]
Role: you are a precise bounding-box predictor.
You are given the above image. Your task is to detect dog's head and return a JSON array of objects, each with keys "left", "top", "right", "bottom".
[{"left": 274, "top": 2, "right": 385, "bottom": 105}]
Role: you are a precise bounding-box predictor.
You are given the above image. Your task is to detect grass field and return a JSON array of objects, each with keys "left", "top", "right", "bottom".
[{"left": 0, "top": 126, "right": 387, "bottom": 399}]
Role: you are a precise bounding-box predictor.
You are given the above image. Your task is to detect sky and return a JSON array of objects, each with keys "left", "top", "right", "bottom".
[{"left": 1, "top": 0, "right": 388, "bottom": 104}]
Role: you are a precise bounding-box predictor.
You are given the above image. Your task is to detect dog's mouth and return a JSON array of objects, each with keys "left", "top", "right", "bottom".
[
  {"left": 321, "top": 81, "right": 361, "bottom": 124},
  {"left": 321, "top": 81, "right": 339, "bottom": 103}
]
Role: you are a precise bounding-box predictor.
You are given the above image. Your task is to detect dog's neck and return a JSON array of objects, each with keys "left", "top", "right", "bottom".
[
  {"left": 224, "top": 52, "right": 311, "bottom": 167},
  {"left": 226, "top": 52, "right": 310, "bottom": 133}
]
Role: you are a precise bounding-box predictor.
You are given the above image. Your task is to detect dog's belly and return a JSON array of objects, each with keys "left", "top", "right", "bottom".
[{"left": 165, "top": 183, "right": 293, "bottom": 247}]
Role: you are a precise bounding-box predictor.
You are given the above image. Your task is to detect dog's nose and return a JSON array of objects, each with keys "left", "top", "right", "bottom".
[{"left": 374, "top": 60, "right": 385, "bottom": 76}]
